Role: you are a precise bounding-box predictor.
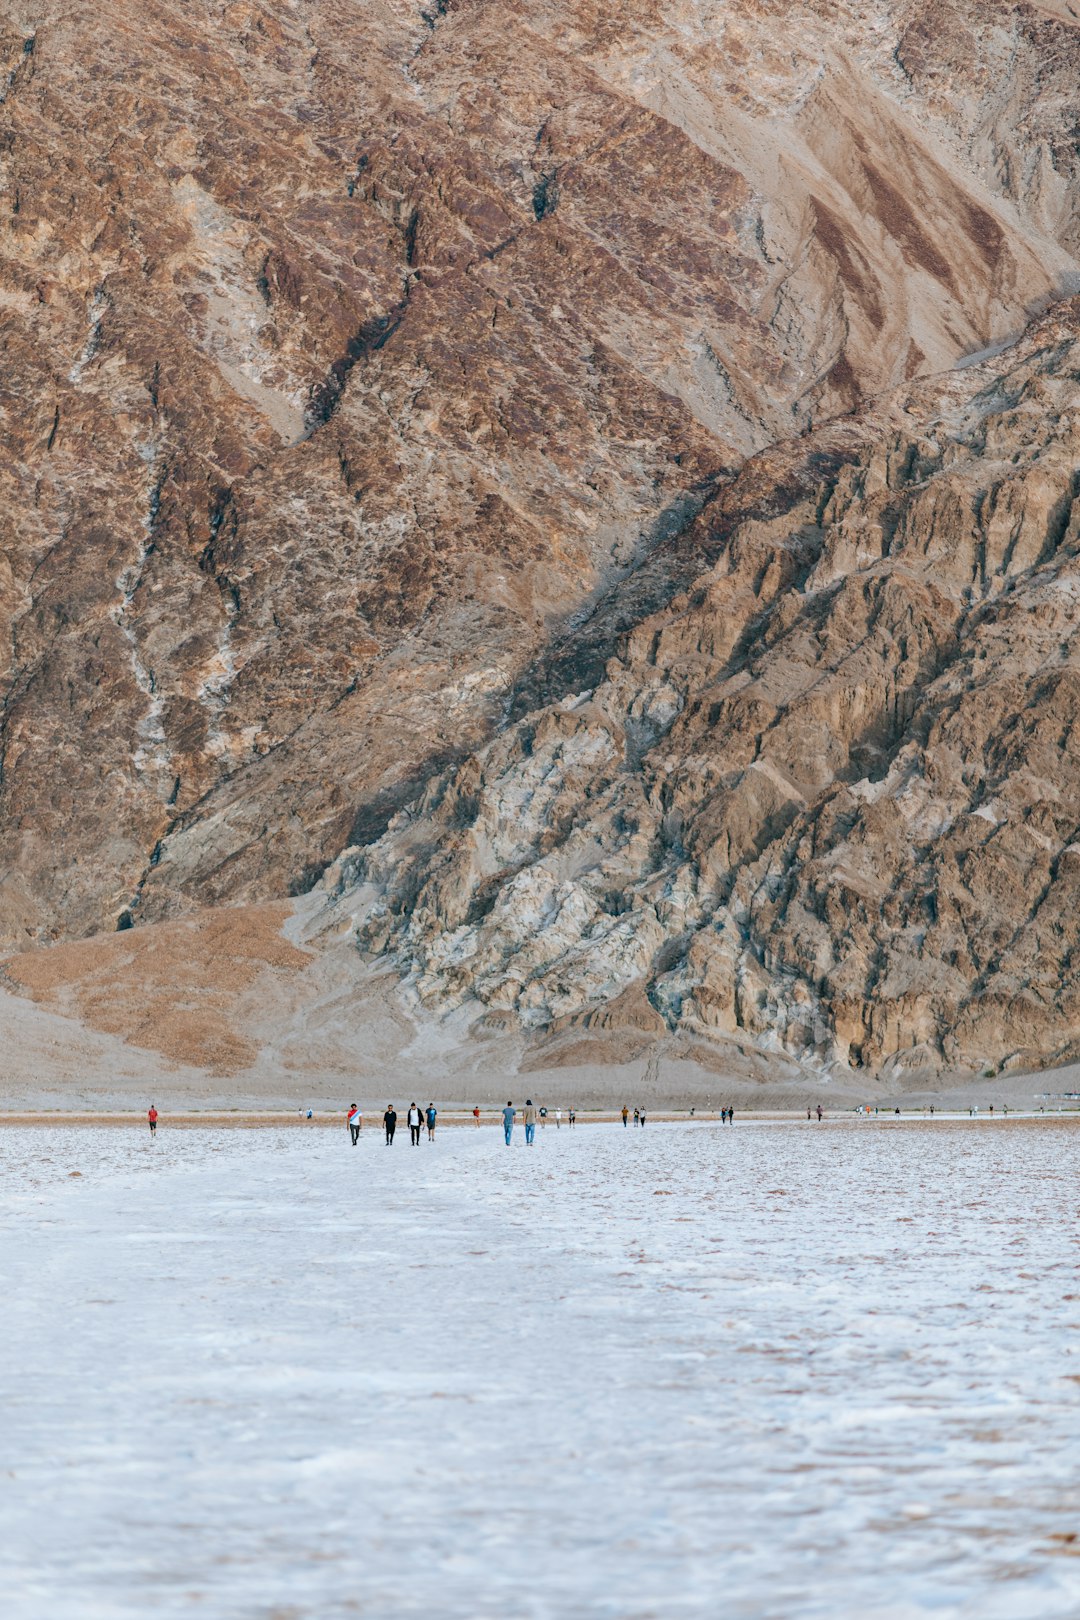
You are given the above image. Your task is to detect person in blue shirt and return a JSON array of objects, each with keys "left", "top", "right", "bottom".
[
  {"left": 426, "top": 1103, "right": 437, "bottom": 1140},
  {"left": 502, "top": 1101, "right": 515, "bottom": 1145}
]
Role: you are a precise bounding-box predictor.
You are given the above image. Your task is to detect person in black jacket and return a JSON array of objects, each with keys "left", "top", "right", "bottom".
[
  {"left": 407, "top": 1102, "right": 423, "bottom": 1145},
  {"left": 384, "top": 1105, "right": 397, "bottom": 1145}
]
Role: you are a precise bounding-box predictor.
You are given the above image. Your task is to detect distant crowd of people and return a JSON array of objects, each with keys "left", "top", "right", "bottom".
[
  {"left": 344, "top": 1101, "right": 587, "bottom": 1145},
  {"left": 143, "top": 1100, "right": 1030, "bottom": 1142}
]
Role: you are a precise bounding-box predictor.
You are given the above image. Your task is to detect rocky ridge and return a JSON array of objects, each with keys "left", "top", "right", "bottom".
[
  {"left": 2, "top": 0, "right": 1080, "bottom": 952},
  {"left": 316, "top": 302, "right": 1080, "bottom": 1079}
]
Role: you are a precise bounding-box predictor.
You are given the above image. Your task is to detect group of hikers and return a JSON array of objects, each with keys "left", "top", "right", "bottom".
[
  {"left": 345, "top": 1103, "right": 439, "bottom": 1145},
  {"left": 348, "top": 1101, "right": 581, "bottom": 1144},
  {"left": 362, "top": 1101, "right": 740, "bottom": 1145},
  {"left": 346, "top": 1101, "right": 581, "bottom": 1145},
  {"left": 495, "top": 1101, "right": 577, "bottom": 1142}
]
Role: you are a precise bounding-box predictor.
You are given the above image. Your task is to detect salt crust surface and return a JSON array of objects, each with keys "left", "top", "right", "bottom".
[{"left": 1, "top": 1120, "right": 1079, "bottom": 1618}]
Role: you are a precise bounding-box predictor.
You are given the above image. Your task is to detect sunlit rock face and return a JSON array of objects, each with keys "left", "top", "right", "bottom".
[
  {"left": 324, "top": 299, "right": 1080, "bottom": 1079},
  {"left": 2, "top": 0, "right": 1079, "bottom": 951}
]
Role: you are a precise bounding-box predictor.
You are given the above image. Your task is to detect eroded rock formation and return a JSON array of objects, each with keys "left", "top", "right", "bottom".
[{"left": 320, "top": 302, "right": 1080, "bottom": 1078}]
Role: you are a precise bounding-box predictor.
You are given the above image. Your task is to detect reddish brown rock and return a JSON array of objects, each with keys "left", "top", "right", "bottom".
[{"left": 3, "top": 0, "right": 1080, "bottom": 951}]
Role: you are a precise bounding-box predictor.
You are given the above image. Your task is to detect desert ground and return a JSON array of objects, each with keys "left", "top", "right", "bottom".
[{"left": 3, "top": 1117, "right": 1079, "bottom": 1620}]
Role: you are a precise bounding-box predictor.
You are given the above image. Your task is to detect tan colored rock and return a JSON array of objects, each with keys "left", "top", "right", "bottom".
[{"left": 326, "top": 301, "right": 1080, "bottom": 1077}]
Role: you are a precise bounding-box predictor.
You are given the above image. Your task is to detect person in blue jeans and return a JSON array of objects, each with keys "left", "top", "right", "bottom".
[
  {"left": 502, "top": 1101, "right": 515, "bottom": 1144},
  {"left": 523, "top": 1099, "right": 537, "bottom": 1145}
]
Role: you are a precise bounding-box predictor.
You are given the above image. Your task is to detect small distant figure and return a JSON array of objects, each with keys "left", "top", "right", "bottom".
[
  {"left": 306, "top": 1110, "right": 313, "bottom": 1119},
  {"left": 524, "top": 1099, "right": 537, "bottom": 1146},
  {"left": 539, "top": 1106, "right": 548, "bottom": 1127},
  {"left": 148, "top": 1105, "right": 158, "bottom": 1137},
  {"left": 639, "top": 1108, "right": 647, "bottom": 1128},
  {"left": 633, "top": 1107, "right": 640, "bottom": 1127},
  {"left": 473, "top": 1105, "right": 481, "bottom": 1127},
  {"left": 930, "top": 1105, "right": 934, "bottom": 1115},
  {"left": 989, "top": 1104, "right": 994, "bottom": 1115},
  {"left": 1003, "top": 1104, "right": 1009, "bottom": 1116},
  {"left": 555, "top": 1107, "right": 562, "bottom": 1129},
  {"left": 408, "top": 1103, "right": 423, "bottom": 1146},
  {"left": 568, "top": 1108, "right": 576, "bottom": 1128},
  {"left": 690, "top": 1106, "right": 695, "bottom": 1118},
  {"left": 426, "top": 1103, "right": 437, "bottom": 1140},
  {"left": 347, "top": 1103, "right": 362, "bottom": 1145},
  {"left": 502, "top": 1101, "right": 515, "bottom": 1145},
  {"left": 894, "top": 1107, "right": 900, "bottom": 1116},
  {"left": 807, "top": 1108, "right": 812, "bottom": 1121},
  {"left": 622, "top": 1106, "right": 629, "bottom": 1128},
  {"left": 384, "top": 1105, "right": 397, "bottom": 1146},
  {"left": 727, "top": 1107, "right": 734, "bottom": 1125},
  {"left": 816, "top": 1105, "right": 823, "bottom": 1122}
]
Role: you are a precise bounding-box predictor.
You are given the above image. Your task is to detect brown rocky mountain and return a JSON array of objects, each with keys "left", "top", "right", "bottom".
[
  {"left": 2, "top": 1, "right": 1080, "bottom": 1090},
  {"left": 323, "top": 301, "right": 1080, "bottom": 1081}
]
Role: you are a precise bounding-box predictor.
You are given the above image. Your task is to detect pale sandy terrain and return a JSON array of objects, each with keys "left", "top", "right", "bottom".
[{"left": 3, "top": 1120, "right": 1079, "bottom": 1618}]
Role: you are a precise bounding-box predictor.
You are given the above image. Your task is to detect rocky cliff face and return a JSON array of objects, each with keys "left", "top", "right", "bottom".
[
  {"left": 319, "top": 300, "right": 1080, "bottom": 1079},
  {"left": 3, "top": 0, "right": 1080, "bottom": 958}
]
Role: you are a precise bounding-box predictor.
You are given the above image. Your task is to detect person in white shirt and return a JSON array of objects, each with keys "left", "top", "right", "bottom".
[{"left": 408, "top": 1102, "right": 423, "bottom": 1145}]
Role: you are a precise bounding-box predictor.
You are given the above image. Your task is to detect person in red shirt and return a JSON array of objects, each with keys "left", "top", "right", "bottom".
[
  {"left": 473, "top": 1105, "right": 480, "bottom": 1127},
  {"left": 148, "top": 1106, "right": 158, "bottom": 1137}
]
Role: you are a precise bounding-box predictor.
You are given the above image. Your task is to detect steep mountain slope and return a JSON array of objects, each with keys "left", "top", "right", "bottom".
[
  {"left": 2, "top": 0, "right": 1079, "bottom": 951},
  {"left": 316, "top": 301, "right": 1080, "bottom": 1080}
]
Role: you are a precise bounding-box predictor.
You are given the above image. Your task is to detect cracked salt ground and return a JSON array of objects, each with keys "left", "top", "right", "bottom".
[{"left": 1, "top": 1120, "right": 1078, "bottom": 1619}]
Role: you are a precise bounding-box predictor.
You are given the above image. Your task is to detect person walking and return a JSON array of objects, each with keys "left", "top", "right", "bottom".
[
  {"left": 347, "top": 1103, "right": 362, "bottom": 1145},
  {"left": 148, "top": 1105, "right": 158, "bottom": 1138},
  {"left": 639, "top": 1107, "right": 647, "bottom": 1127},
  {"left": 816, "top": 1104, "right": 823, "bottom": 1121},
  {"left": 568, "top": 1108, "right": 576, "bottom": 1128},
  {"left": 473, "top": 1105, "right": 481, "bottom": 1127},
  {"left": 408, "top": 1103, "right": 423, "bottom": 1145},
  {"left": 426, "top": 1103, "right": 437, "bottom": 1140},
  {"left": 728, "top": 1107, "right": 734, "bottom": 1125},
  {"left": 622, "top": 1106, "right": 629, "bottom": 1128},
  {"left": 384, "top": 1105, "right": 397, "bottom": 1145},
  {"left": 524, "top": 1099, "right": 537, "bottom": 1146},
  {"left": 539, "top": 1106, "right": 548, "bottom": 1128},
  {"left": 633, "top": 1107, "right": 640, "bottom": 1127},
  {"left": 502, "top": 1100, "right": 516, "bottom": 1145},
  {"left": 555, "top": 1107, "right": 562, "bottom": 1129}
]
